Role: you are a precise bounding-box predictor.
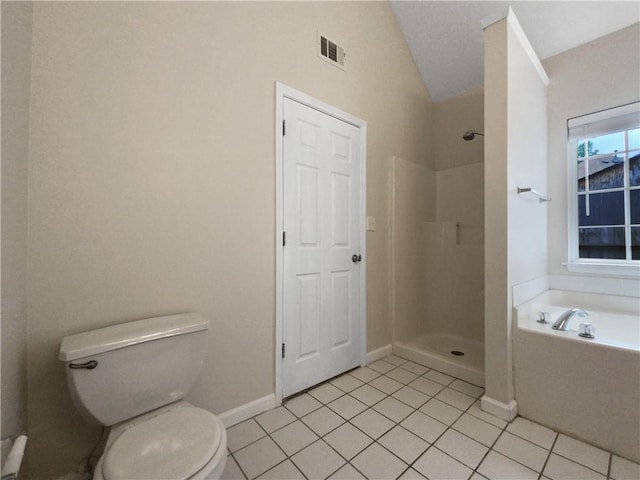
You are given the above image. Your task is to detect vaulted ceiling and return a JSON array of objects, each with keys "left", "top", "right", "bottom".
[{"left": 391, "top": 1, "right": 640, "bottom": 103}]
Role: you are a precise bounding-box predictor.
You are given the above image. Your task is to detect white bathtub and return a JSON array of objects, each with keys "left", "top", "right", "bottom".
[{"left": 514, "top": 290, "right": 640, "bottom": 463}]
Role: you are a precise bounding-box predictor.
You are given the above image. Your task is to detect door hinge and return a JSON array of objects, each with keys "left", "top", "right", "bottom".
[
  {"left": 283, "top": 231, "right": 286, "bottom": 246},
  {"left": 282, "top": 119, "right": 286, "bottom": 136},
  {"left": 282, "top": 343, "right": 286, "bottom": 358}
]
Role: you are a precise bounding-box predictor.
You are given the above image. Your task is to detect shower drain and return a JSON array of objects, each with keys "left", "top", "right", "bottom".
[{"left": 450, "top": 350, "right": 465, "bottom": 356}]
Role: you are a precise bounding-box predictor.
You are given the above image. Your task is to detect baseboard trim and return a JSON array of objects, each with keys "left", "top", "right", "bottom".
[
  {"left": 481, "top": 395, "right": 518, "bottom": 421},
  {"left": 220, "top": 344, "right": 393, "bottom": 428},
  {"left": 218, "top": 393, "right": 277, "bottom": 428},
  {"left": 366, "top": 344, "right": 392, "bottom": 364}
]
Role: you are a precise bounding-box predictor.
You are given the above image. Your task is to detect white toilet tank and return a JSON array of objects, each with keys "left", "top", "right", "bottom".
[{"left": 59, "top": 313, "right": 209, "bottom": 426}]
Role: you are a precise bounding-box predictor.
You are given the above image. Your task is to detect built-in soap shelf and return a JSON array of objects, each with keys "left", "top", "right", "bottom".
[{"left": 425, "top": 221, "right": 484, "bottom": 246}]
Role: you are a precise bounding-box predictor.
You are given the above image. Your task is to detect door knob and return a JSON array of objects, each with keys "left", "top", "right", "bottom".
[{"left": 352, "top": 254, "right": 362, "bottom": 263}]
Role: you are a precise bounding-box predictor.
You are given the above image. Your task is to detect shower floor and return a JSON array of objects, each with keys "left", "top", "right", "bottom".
[{"left": 394, "top": 332, "right": 484, "bottom": 386}]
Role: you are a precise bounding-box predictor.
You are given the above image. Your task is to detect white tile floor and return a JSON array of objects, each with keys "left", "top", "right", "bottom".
[{"left": 221, "top": 355, "right": 640, "bottom": 480}]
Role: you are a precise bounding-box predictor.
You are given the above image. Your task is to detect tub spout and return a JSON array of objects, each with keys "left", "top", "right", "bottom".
[{"left": 552, "top": 308, "right": 589, "bottom": 331}]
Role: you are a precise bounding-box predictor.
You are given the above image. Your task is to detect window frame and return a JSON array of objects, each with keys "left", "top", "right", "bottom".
[{"left": 565, "top": 102, "right": 640, "bottom": 277}]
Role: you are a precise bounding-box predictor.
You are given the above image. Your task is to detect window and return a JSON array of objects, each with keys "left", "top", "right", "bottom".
[{"left": 566, "top": 102, "right": 640, "bottom": 276}]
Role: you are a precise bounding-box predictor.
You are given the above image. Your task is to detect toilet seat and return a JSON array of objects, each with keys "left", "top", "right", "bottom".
[{"left": 96, "top": 406, "right": 225, "bottom": 480}]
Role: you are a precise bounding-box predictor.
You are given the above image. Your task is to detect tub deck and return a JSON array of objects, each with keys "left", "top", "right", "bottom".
[{"left": 514, "top": 289, "right": 640, "bottom": 463}]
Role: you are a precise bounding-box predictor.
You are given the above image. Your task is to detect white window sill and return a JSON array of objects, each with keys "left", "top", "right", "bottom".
[{"left": 563, "top": 260, "right": 640, "bottom": 278}]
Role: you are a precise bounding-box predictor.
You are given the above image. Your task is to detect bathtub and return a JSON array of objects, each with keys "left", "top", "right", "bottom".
[{"left": 514, "top": 290, "right": 640, "bottom": 463}]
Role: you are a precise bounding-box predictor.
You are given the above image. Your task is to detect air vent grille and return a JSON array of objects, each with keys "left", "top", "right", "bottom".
[{"left": 318, "top": 34, "right": 346, "bottom": 70}]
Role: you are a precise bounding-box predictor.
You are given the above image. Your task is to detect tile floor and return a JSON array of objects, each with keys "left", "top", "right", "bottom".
[{"left": 221, "top": 355, "right": 640, "bottom": 480}]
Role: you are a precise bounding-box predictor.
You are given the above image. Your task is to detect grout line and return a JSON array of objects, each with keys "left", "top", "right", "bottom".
[
  {"left": 227, "top": 419, "right": 270, "bottom": 456},
  {"left": 551, "top": 450, "right": 614, "bottom": 478},
  {"left": 537, "top": 431, "right": 559, "bottom": 480},
  {"left": 361, "top": 367, "right": 488, "bottom": 476},
  {"left": 483, "top": 429, "right": 552, "bottom": 477},
  {"left": 283, "top": 403, "right": 323, "bottom": 420},
  {"left": 227, "top": 355, "right": 628, "bottom": 480},
  {"left": 261, "top": 456, "right": 306, "bottom": 480},
  {"left": 407, "top": 390, "right": 496, "bottom": 476},
  {"left": 287, "top": 438, "right": 329, "bottom": 480},
  {"left": 466, "top": 397, "right": 512, "bottom": 478},
  {"left": 228, "top": 451, "right": 250, "bottom": 480},
  {"left": 550, "top": 433, "right": 615, "bottom": 478},
  {"left": 405, "top": 420, "right": 462, "bottom": 471},
  {"left": 316, "top": 393, "right": 419, "bottom": 473},
  {"left": 298, "top": 410, "right": 347, "bottom": 439},
  {"left": 484, "top": 434, "right": 546, "bottom": 477},
  {"left": 343, "top": 459, "right": 369, "bottom": 479}
]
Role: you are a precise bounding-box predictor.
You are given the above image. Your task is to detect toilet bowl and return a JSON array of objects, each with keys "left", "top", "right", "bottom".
[
  {"left": 59, "top": 313, "right": 227, "bottom": 480},
  {"left": 93, "top": 403, "right": 227, "bottom": 480}
]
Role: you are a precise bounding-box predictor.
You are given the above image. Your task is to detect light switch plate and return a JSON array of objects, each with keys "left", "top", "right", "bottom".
[{"left": 366, "top": 216, "right": 376, "bottom": 231}]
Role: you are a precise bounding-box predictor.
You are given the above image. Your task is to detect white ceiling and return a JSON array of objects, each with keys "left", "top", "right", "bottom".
[{"left": 391, "top": 1, "right": 640, "bottom": 103}]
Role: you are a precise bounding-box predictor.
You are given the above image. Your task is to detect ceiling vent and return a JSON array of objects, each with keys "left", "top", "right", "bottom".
[{"left": 318, "top": 33, "right": 346, "bottom": 71}]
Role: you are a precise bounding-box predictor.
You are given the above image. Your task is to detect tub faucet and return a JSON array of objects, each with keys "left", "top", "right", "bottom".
[{"left": 552, "top": 308, "right": 589, "bottom": 331}]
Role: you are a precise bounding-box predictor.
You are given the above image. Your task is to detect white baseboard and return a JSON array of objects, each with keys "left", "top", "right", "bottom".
[
  {"left": 481, "top": 395, "right": 518, "bottom": 422},
  {"left": 221, "top": 345, "right": 392, "bottom": 429},
  {"left": 366, "top": 344, "right": 392, "bottom": 364},
  {"left": 218, "top": 393, "right": 277, "bottom": 428}
]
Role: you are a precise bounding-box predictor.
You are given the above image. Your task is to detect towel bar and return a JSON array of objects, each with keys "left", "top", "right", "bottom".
[{"left": 517, "top": 187, "right": 551, "bottom": 203}]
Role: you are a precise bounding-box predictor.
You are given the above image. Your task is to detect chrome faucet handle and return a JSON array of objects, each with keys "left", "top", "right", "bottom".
[
  {"left": 578, "top": 322, "right": 595, "bottom": 339},
  {"left": 537, "top": 312, "right": 549, "bottom": 324}
]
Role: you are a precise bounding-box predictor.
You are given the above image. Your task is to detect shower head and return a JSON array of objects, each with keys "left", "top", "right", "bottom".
[{"left": 463, "top": 130, "right": 484, "bottom": 141}]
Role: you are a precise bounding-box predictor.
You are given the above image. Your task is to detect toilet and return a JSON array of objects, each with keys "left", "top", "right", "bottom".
[{"left": 59, "top": 313, "right": 227, "bottom": 480}]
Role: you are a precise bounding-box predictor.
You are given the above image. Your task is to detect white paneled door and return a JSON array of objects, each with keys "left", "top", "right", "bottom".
[{"left": 282, "top": 97, "right": 363, "bottom": 397}]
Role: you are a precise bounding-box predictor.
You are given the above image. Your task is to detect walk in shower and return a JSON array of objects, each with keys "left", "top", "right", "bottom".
[
  {"left": 393, "top": 217, "right": 485, "bottom": 386},
  {"left": 390, "top": 92, "right": 485, "bottom": 386}
]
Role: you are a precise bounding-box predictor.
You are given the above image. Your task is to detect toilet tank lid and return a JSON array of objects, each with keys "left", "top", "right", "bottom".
[{"left": 59, "top": 313, "right": 210, "bottom": 362}]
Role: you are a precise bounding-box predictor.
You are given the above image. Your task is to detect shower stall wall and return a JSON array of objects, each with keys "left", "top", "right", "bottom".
[{"left": 394, "top": 216, "right": 485, "bottom": 386}]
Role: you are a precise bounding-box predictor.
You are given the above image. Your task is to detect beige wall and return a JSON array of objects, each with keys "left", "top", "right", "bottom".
[
  {"left": 484, "top": 11, "right": 548, "bottom": 414},
  {"left": 390, "top": 157, "right": 435, "bottom": 342},
  {"left": 544, "top": 23, "right": 640, "bottom": 275},
  {"left": 22, "top": 2, "right": 432, "bottom": 477},
  {"left": 1, "top": 0, "right": 32, "bottom": 439},
  {"left": 433, "top": 87, "right": 484, "bottom": 172}
]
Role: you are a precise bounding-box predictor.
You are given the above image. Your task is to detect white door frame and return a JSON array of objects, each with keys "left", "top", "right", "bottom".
[{"left": 275, "top": 82, "right": 367, "bottom": 404}]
